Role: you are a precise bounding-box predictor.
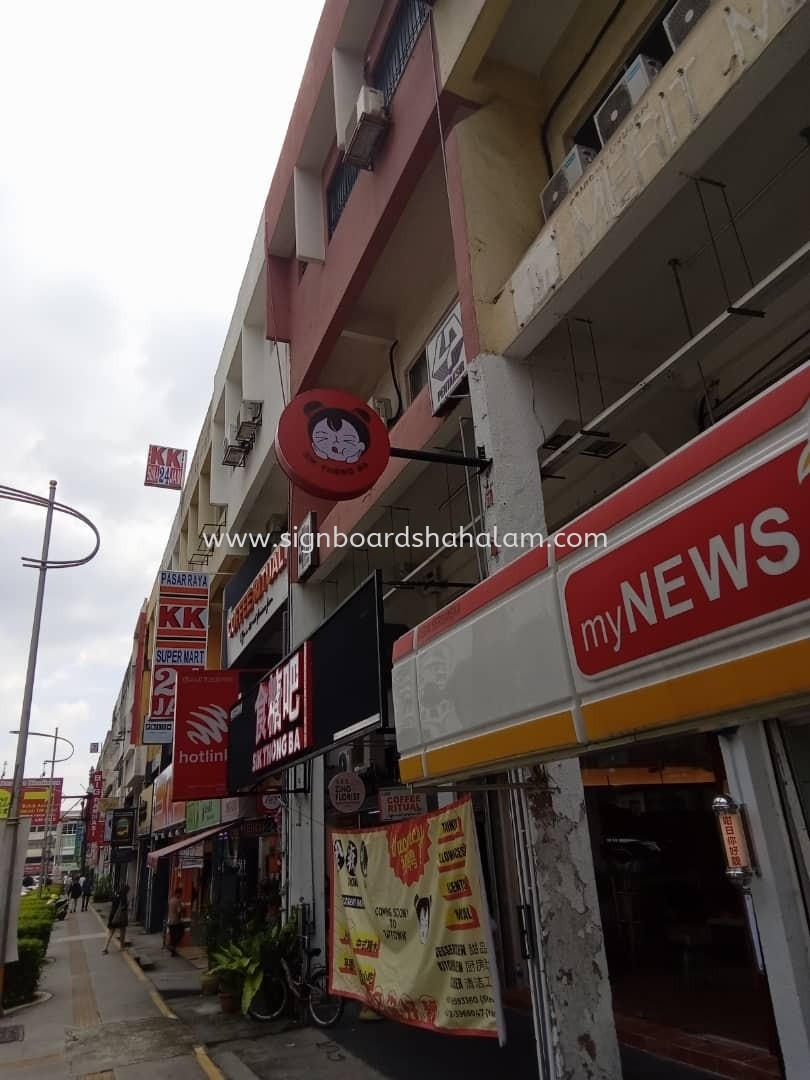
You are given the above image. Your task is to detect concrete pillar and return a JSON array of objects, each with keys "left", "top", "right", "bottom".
[
  {"left": 718, "top": 721, "right": 810, "bottom": 1078},
  {"left": 467, "top": 351, "right": 622, "bottom": 1080},
  {"left": 284, "top": 581, "right": 328, "bottom": 950}
]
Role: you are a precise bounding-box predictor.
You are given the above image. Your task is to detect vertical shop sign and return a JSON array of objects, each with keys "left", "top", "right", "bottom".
[{"left": 145, "top": 571, "right": 210, "bottom": 745}]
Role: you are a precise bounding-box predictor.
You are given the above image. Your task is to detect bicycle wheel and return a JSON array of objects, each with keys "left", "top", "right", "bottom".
[
  {"left": 307, "top": 967, "right": 344, "bottom": 1027},
  {"left": 248, "top": 974, "right": 288, "bottom": 1021}
]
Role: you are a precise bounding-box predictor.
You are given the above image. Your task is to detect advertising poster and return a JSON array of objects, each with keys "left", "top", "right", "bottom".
[
  {"left": 329, "top": 796, "right": 505, "bottom": 1042},
  {"left": 0, "top": 779, "right": 63, "bottom": 827}
]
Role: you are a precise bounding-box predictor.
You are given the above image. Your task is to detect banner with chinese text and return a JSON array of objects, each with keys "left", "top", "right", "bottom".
[{"left": 329, "top": 796, "right": 505, "bottom": 1041}]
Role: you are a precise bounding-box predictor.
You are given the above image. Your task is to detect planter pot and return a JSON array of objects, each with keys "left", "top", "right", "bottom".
[
  {"left": 219, "top": 991, "right": 240, "bottom": 1014},
  {"left": 201, "top": 973, "right": 219, "bottom": 996}
]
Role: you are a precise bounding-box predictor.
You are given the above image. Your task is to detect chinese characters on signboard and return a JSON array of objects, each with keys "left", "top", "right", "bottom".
[{"left": 252, "top": 642, "right": 312, "bottom": 777}]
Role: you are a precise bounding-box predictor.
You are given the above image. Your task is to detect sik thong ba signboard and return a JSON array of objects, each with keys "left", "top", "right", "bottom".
[
  {"left": 564, "top": 441, "right": 810, "bottom": 677},
  {"left": 228, "top": 573, "right": 387, "bottom": 790},
  {"left": 146, "top": 571, "right": 210, "bottom": 745},
  {"left": 329, "top": 795, "right": 505, "bottom": 1041},
  {"left": 144, "top": 445, "right": 188, "bottom": 490},
  {"left": 0, "top": 779, "right": 63, "bottom": 827}
]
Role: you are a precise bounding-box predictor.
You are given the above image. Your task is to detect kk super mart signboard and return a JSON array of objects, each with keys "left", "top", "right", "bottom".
[
  {"left": 329, "top": 796, "right": 505, "bottom": 1041},
  {"left": 145, "top": 571, "right": 210, "bottom": 745},
  {"left": 0, "top": 779, "right": 63, "bottom": 826},
  {"left": 144, "top": 445, "right": 187, "bottom": 490}
]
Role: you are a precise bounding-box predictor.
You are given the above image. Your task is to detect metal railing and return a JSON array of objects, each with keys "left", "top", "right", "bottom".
[{"left": 326, "top": 0, "right": 430, "bottom": 238}]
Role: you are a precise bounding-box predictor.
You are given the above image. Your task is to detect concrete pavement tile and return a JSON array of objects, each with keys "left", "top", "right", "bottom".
[{"left": 114, "top": 1058, "right": 207, "bottom": 1080}]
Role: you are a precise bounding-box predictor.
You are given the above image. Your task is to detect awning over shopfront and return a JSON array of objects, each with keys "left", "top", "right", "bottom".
[{"left": 146, "top": 822, "right": 235, "bottom": 870}]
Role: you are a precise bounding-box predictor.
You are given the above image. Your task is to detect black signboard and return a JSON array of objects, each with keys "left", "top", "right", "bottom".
[
  {"left": 227, "top": 572, "right": 387, "bottom": 791},
  {"left": 111, "top": 808, "right": 136, "bottom": 846}
]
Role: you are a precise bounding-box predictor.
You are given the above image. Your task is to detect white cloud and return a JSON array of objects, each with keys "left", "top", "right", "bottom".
[{"left": 0, "top": 0, "right": 325, "bottom": 805}]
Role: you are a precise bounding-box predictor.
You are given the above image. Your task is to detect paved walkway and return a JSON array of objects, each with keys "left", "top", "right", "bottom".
[
  {"left": 0, "top": 905, "right": 727, "bottom": 1080},
  {"left": 0, "top": 906, "right": 211, "bottom": 1080}
]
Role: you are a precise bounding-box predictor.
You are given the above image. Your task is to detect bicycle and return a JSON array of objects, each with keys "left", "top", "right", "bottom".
[{"left": 248, "top": 930, "right": 344, "bottom": 1027}]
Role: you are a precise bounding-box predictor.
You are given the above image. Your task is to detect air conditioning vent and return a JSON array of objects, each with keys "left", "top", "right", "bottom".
[
  {"left": 664, "top": 0, "right": 711, "bottom": 51},
  {"left": 235, "top": 400, "right": 262, "bottom": 442},
  {"left": 580, "top": 438, "right": 626, "bottom": 459},
  {"left": 540, "top": 145, "right": 597, "bottom": 222},
  {"left": 594, "top": 55, "right": 663, "bottom": 148},
  {"left": 344, "top": 85, "right": 389, "bottom": 169},
  {"left": 222, "top": 423, "right": 250, "bottom": 468},
  {"left": 541, "top": 419, "right": 580, "bottom": 452}
]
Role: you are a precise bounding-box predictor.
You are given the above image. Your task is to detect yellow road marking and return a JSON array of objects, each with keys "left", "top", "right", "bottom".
[{"left": 193, "top": 1046, "right": 226, "bottom": 1080}]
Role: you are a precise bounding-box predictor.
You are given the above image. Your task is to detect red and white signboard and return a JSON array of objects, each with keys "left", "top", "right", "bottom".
[
  {"left": 146, "top": 571, "right": 210, "bottom": 745},
  {"left": 173, "top": 670, "right": 241, "bottom": 801},
  {"left": 564, "top": 443, "right": 810, "bottom": 677},
  {"left": 275, "top": 389, "right": 391, "bottom": 501},
  {"left": 718, "top": 810, "right": 751, "bottom": 872},
  {"left": 144, "top": 445, "right": 188, "bottom": 490},
  {"left": 252, "top": 642, "right": 313, "bottom": 778}
]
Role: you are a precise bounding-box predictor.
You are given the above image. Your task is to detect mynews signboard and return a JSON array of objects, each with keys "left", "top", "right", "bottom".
[{"left": 228, "top": 573, "right": 387, "bottom": 790}]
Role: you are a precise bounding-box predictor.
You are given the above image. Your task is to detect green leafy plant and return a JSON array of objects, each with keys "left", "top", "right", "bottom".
[
  {"left": 209, "top": 939, "right": 263, "bottom": 1015},
  {"left": 3, "top": 938, "right": 46, "bottom": 1008}
]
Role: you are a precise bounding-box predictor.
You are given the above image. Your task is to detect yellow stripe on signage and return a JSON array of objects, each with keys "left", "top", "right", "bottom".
[
  {"left": 398, "top": 755, "right": 424, "bottom": 783},
  {"left": 582, "top": 638, "right": 810, "bottom": 742},
  {"left": 425, "top": 711, "right": 577, "bottom": 779}
]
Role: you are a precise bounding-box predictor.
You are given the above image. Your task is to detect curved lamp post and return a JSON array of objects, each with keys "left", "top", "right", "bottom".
[
  {"left": 0, "top": 481, "right": 99, "bottom": 1014},
  {"left": 9, "top": 730, "right": 75, "bottom": 893}
]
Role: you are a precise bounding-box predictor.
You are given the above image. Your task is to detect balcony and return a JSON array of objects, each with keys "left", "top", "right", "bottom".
[
  {"left": 484, "top": 0, "right": 810, "bottom": 360},
  {"left": 327, "top": 0, "right": 431, "bottom": 237},
  {"left": 123, "top": 745, "right": 147, "bottom": 792}
]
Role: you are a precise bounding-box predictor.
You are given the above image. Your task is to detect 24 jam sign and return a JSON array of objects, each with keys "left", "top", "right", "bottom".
[
  {"left": 274, "top": 389, "right": 391, "bottom": 501},
  {"left": 144, "top": 445, "right": 188, "bottom": 490}
]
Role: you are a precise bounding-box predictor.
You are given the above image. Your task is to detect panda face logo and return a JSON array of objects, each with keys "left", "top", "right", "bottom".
[{"left": 305, "top": 403, "right": 370, "bottom": 465}]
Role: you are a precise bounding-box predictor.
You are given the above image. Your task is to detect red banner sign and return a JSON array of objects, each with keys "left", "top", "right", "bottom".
[
  {"left": 173, "top": 670, "right": 241, "bottom": 801},
  {"left": 0, "top": 779, "right": 63, "bottom": 826},
  {"left": 252, "top": 642, "right": 313, "bottom": 777},
  {"left": 564, "top": 442, "right": 810, "bottom": 676},
  {"left": 147, "top": 572, "right": 209, "bottom": 738}
]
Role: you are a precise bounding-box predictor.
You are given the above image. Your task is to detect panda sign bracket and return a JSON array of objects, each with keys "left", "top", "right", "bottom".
[{"left": 274, "top": 388, "right": 491, "bottom": 502}]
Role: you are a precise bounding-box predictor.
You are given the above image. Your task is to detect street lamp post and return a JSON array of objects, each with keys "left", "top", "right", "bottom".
[
  {"left": 0, "top": 481, "right": 99, "bottom": 1016},
  {"left": 8, "top": 730, "right": 75, "bottom": 894}
]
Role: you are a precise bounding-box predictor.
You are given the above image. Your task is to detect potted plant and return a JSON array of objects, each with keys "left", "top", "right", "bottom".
[
  {"left": 208, "top": 940, "right": 263, "bottom": 1015},
  {"left": 200, "top": 970, "right": 219, "bottom": 996}
]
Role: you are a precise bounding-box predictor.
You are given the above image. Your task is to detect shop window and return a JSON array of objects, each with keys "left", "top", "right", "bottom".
[{"left": 407, "top": 351, "right": 427, "bottom": 403}]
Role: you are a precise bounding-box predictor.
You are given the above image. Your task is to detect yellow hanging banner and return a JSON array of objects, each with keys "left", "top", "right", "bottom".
[{"left": 329, "top": 795, "right": 506, "bottom": 1042}]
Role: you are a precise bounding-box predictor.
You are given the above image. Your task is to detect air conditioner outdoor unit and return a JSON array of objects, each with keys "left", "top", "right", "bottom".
[
  {"left": 540, "top": 145, "right": 598, "bottom": 222},
  {"left": 664, "top": 0, "right": 711, "bottom": 51},
  {"left": 594, "top": 54, "right": 663, "bottom": 147},
  {"left": 344, "top": 85, "right": 388, "bottom": 169},
  {"left": 236, "top": 399, "right": 263, "bottom": 442},
  {"left": 222, "top": 424, "right": 249, "bottom": 467}
]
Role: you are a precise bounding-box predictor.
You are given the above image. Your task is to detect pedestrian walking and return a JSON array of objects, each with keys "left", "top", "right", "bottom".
[
  {"left": 166, "top": 888, "right": 184, "bottom": 957},
  {"left": 81, "top": 874, "right": 93, "bottom": 911},
  {"left": 103, "top": 882, "right": 130, "bottom": 953},
  {"left": 69, "top": 876, "right": 82, "bottom": 912},
  {"left": 63, "top": 872, "right": 71, "bottom": 895}
]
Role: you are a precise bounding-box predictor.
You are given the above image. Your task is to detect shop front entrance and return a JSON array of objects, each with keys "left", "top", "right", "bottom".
[{"left": 582, "top": 731, "right": 781, "bottom": 1074}]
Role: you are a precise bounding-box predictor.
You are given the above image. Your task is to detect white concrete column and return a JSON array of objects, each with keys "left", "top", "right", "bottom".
[
  {"left": 284, "top": 581, "right": 328, "bottom": 950},
  {"left": 718, "top": 721, "right": 810, "bottom": 1078},
  {"left": 467, "top": 352, "right": 622, "bottom": 1080}
]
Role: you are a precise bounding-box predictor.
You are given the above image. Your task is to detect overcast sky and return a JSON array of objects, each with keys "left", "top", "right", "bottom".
[{"left": 0, "top": 1, "right": 325, "bottom": 817}]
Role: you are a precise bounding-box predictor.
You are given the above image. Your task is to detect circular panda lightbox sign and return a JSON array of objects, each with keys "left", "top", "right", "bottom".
[{"left": 274, "top": 389, "right": 391, "bottom": 500}]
